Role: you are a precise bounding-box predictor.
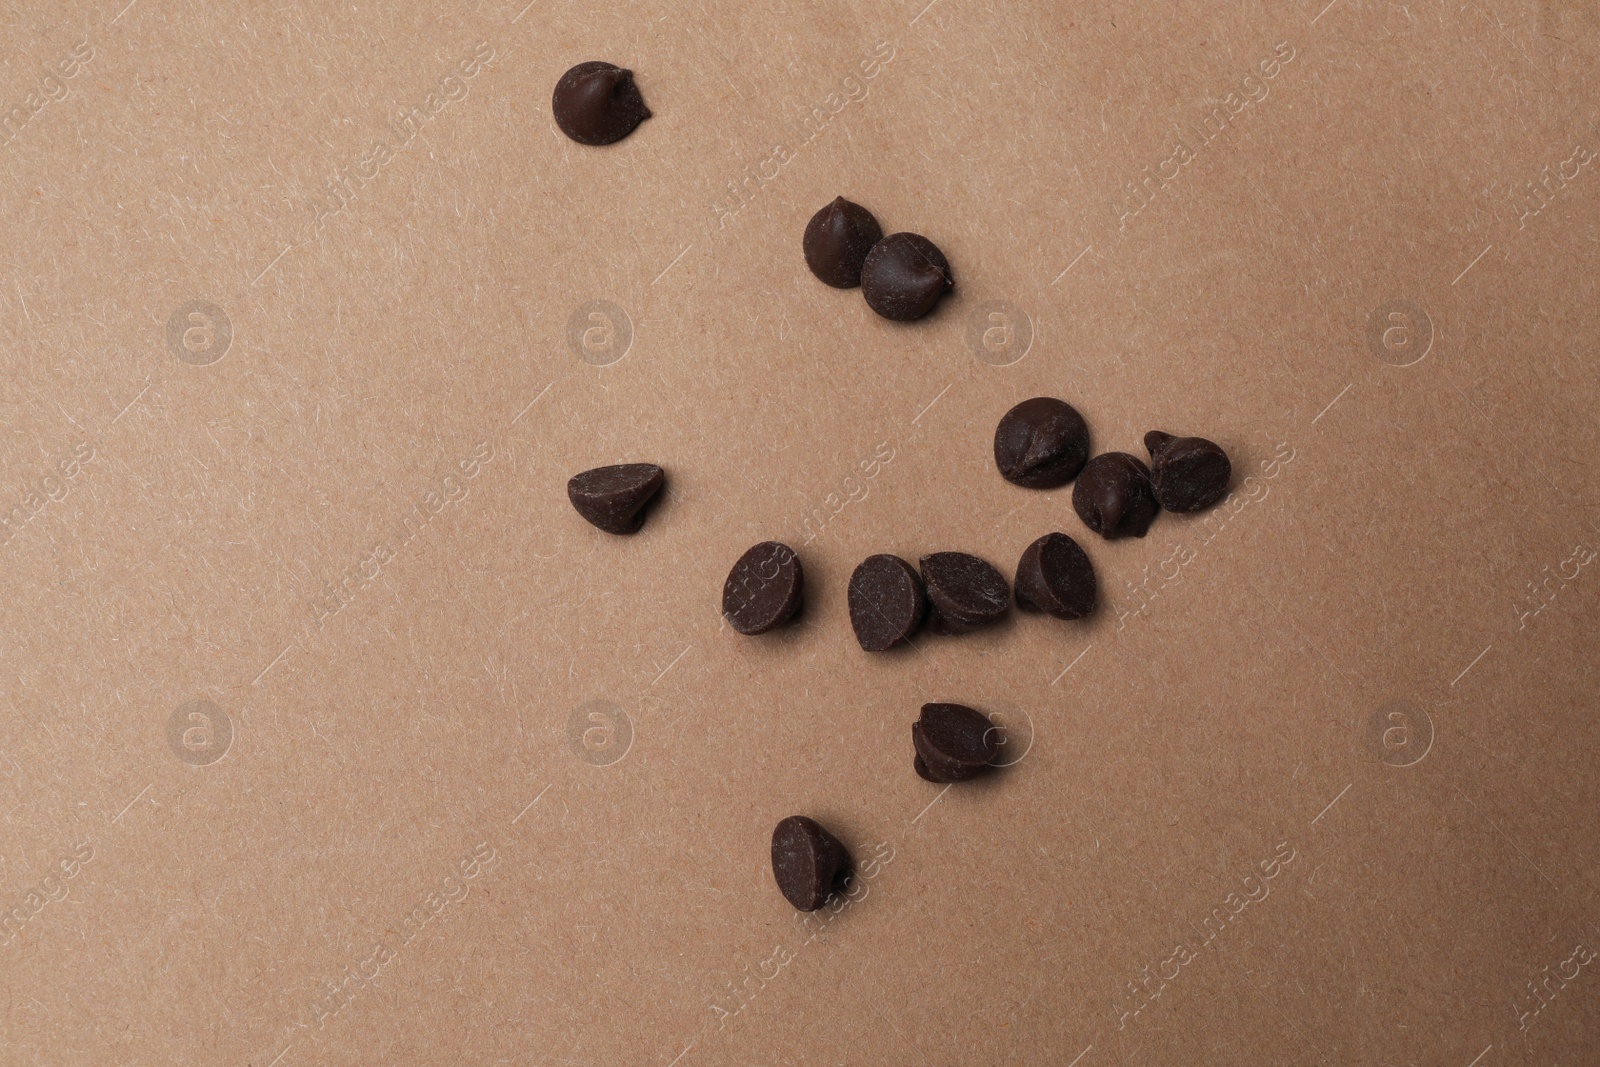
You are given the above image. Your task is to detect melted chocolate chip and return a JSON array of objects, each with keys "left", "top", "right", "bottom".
[
  {"left": 1145, "top": 431, "right": 1232, "bottom": 513},
  {"left": 860, "top": 233, "right": 954, "bottom": 321},
  {"left": 1072, "top": 453, "right": 1158, "bottom": 540},
  {"left": 552, "top": 61, "right": 652, "bottom": 146},
  {"left": 723, "top": 541, "right": 803, "bottom": 635},
  {"left": 919, "top": 552, "right": 1009, "bottom": 634},
  {"left": 1015, "top": 532, "right": 1097, "bottom": 619},
  {"left": 566, "top": 463, "right": 664, "bottom": 534},
  {"left": 848, "top": 554, "right": 926, "bottom": 651},
  {"left": 912, "top": 703, "right": 998, "bottom": 783},
  {"left": 771, "top": 815, "right": 853, "bottom": 912},
  {"left": 803, "top": 197, "right": 884, "bottom": 289},
  {"left": 993, "top": 397, "right": 1091, "bottom": 489}
]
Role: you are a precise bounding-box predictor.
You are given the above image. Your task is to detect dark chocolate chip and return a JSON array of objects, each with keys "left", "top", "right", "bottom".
[
  {"left": 1145, "top": 431, "right": 1232, "bottom": 513},
  {"left": 1072, "top": 453, "right": 1159, "bottom": 540},
  {"left": 771, "top": 815, "right": 853, "bottom": 912},
  {"left": 1014, "top": 532, "right": 1097, "bottom": 619},
  {"left": 860, "top": 232, "right": 954, "bottom": 321},
  {"left": 918, "top": 552, "right": 1009, "bottom": 634},
  {"left": 803, "top": 197, "right": 884, "bottom": 289},
  {"left": 913, "top": 753, "right": 942, "bottom": 783},
  {"left": 566, "top": 463, "right": 665, "bottom": 534},
  {"left": 552, "top": 61, "right": 652, "bottom": 146},
  {"left": 912, "top": 703, "right": 998, "bottom": 782},
  {"left": 993, "top": 397, "right": 1091, "bottom": 489},
  {"left": 847, "top": 554, "right": 926, "bottom": 651},
  {"left": 723, "top": 541, "right": 803, "bottom": 635}
]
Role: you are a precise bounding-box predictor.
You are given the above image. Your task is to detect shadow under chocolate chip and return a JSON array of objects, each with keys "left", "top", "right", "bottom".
[{"left": 552, "top": 60, "right": 652, "bottom": 145}]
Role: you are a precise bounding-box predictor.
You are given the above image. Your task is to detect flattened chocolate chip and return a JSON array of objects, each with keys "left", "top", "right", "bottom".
[
  {"left": 723, "top": 541, "right": 803, "bottom": 635},
  {"left": 848, "top": 554, "right": 926, "bottom": 651},
  {"left": 912, "top": 703, "right": 998, "bottom": 783},
  {"left": 552, "top": 61, "right": 652, "bottom": 145},
  {"left": 771, "top": 815, "right": 853, "bottom": 912},
  {"left": 1072, "top": 453, "right": 1158, "bottom": 540},
  {"left": 803, "top": 197, "right": 884, "bottom": 289},
  {"left": 993, "top": 397, "right": 1091, "bottom": 489},
  {"left": 567, "top": 463, "right": 664, "bottom": 534},
  {"left": 1014, "top": 532, "right": 1096, "bottom": 619},
  {"left": 860, "top": 232, "right": 954, "bottom": 321},
  {"left": 1145, "top": 431, "right": 1232, "bottom": 513},
  {"left": 919, "top": 552, "right": 1009, "bottom": 634}
]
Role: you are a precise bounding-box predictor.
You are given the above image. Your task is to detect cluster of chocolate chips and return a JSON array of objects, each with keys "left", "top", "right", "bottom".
[
  {"left": 995, "top": 396, "right": 1232, "bottom": 540},
  {"left": 553, "top": 68, "right": 1235, "bottom": 912},
  {"left": 804, "top": 197, "right": 954, "bottom": 322}
]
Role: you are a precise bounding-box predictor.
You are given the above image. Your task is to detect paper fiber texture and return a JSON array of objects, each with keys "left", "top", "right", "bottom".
[{"left": 2, "top": 0, "right": 1597, "bottom": 1063}]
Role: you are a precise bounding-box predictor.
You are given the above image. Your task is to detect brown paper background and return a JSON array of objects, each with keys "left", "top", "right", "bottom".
[{"left": 2, "top": 0, "right": 1598, "bottom": 1063}]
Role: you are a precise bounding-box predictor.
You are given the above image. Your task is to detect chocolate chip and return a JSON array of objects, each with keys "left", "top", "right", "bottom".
[
  {"left": 912, "top": 703, "right": 998, "bottom": 783},
  {"left": 919, "top": 552, "right": 1009, "bottom": 634},
  {"left": 993, "top": 397, "right": 1091, "bottom": 489},
  {"left": 1072, "top": 453, "right": 1158, "bottom": 540},
  {"left": 847, "top": 554, "right": 926, "bottom": 651},
  {"left": 723, "top": 541, "right": 803, "bottom": 635},
  {"left": 552, "top": 61, "right": 652, "bottom": 146},
  {"left": 771, "top": 815, "right": 853, "bottom": 912},
  {"left": 803, "top": 197, "right": 884, "bottom": 289},
  {"left": 860, "top": 233, "right": 953, "bottom": 321},
  {"left": 1145, "top": 431, "right": 1232, "bottom": 513},
  {"left": 567, "top": 463, "right": 665, "bottom": 534},
  {"left": 1014, "top": 532, "right": 1097, "bottom": 619}
]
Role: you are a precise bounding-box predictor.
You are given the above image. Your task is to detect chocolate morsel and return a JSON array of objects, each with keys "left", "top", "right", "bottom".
[
  {"left": 1145, "top": 431, "right": 1232, "bottom": 513},
  {"left": 552, "top": 61, "right": 652, "bottom": 146},
  {"left": 566, "top": 463, "right": 665, "bottom": 534},
  {"left": 803, "top": 197, "right": 884, "bottom": 289},
  {"left": 1072, "top": 452, "right": 1159, "bottom": 540},
  {"left": 994, "top": 397, "right": 1091, "bottom": 489},
  {"left": 860, "top": 232, "right": 954, "bottom": 321}
]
